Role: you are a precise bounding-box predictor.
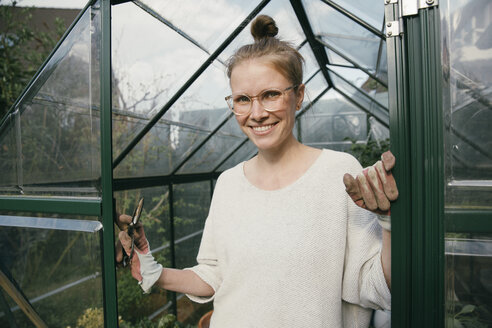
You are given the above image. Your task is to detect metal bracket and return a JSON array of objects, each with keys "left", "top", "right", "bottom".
[
  {"left": 385, "top": 20, "right": 400, "bottom": 37},
  {"left": 401, "top": 0, "right": 438, "bottom": 16}
]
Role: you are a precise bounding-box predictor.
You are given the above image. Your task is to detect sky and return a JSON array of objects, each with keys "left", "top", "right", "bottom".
[{"left": 14, "top": 0, "right": 86, "bottom": 8}]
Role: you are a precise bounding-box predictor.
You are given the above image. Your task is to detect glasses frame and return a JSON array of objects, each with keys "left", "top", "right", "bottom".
[{"left": 225, "top": 85, "right": 299, "bottom": 116}]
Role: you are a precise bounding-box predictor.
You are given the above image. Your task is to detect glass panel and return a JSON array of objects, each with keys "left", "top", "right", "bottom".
[
  {"left": 218, "top": 0, "right": 306, "bottom": 63},
  {"left": 303, "top": 0, "right": 383, "bottom": 74},
  {"left": 111, "top": 1, "right": 208, "bottom": 144},
  {"left": 326, "top": 48, "right": 355, "bottom": 67},
  {"left": 300, "top": 89, "right": 367, "bottom": 151},
  {"left": 0, "top": 115, "right": 17, "bottom": 192},
  {"left": 303, "top": 71, "right": 328, "bottom": 105},
  {"left": 113, "top": 115, "right": 174, "bottom": 179},
  {"left": 445, "top": 235, "right": 492, "bottom": 328},
  {"left": 217, "top": 139, "right": 256, "bottom": 172},
  {"left": 114, "top": 186, "right": 170, "bottom": 324},
  {"left": 173, "top": 182, "right": 210, "bottom": 251},
  {"left": 329, "top": 0, "right": 384, "bottom": 31},
  {"left": 0, "top": 215, "right": 103, "bottom": 327},
  {"left": 137, "top": 0, "right": 260, "bottom": 53},
  {"left": 376, "top": 41, "right": 388, "bottom": 83},
  {"left": 166, "top": 61, "right": 231, "bottom": 173},
  {"left": 441, "top": 0, "right": 492, "bottom": 209},
  {"left": 177, "top": 116, "right": 244, "bottom": 174},
  {"left": 173, "top": 182, "right": 212, "bottom": 324},
  {"left": 328, "top": 65, "right": 388, "bottom": 109},
  {"left": 114, "top": 61, "right": 231, "bottom": 178},
  {"left": 298, "top": 42, "right": 319, "bottom": 81},
  {"left": 0, "top": 4, "right": 101, "bottom": 197},
  {"left": 329, "top": 67, "right": 389, "bottom": 125}
]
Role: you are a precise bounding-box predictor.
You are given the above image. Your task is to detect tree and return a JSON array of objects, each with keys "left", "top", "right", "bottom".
[{"left": 0, "top": 0, "right": 65, "bottom": 120}]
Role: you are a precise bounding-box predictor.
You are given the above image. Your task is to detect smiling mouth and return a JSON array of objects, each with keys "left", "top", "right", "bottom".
[{"left": 251, "top": 123, "right": 277, "bottom": 132}]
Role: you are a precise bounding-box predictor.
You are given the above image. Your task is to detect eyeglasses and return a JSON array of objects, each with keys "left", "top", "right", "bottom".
[{"left": 225, "top": 85, "right": 298, "bottom": 116}]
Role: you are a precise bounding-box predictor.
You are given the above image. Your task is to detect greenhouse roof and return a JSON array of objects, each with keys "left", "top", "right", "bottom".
[{"left": 0, "top": 0, "right": 389, "bottom": 197}]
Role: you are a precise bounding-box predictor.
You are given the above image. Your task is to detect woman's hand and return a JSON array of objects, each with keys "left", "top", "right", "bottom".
[
  {"left": 115, "top": 214, "right": 163, "bottom": 293},
  {"left": 343, "top": 151, "right": 399, "bottom": 230}
]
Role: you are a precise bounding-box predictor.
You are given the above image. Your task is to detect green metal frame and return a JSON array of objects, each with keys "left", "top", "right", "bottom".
[
  {"left": 0, "top": 196, "right": 101, "bottom": 216},
  {"left": 446, "top": 209, "right": 492, "bottom": 233},
  {"left": 99, "top": 0, "right": 118, "bottom": 326},
  {"left": 386, "top": 2, "right": 444, "bottom": 327}
]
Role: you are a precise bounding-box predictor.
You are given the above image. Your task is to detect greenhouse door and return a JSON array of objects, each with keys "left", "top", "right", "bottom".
[{"left": 386, "top": 0, "right": 492, "bottom": 327}]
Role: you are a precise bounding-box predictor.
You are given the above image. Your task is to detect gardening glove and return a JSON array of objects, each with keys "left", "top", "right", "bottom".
[
  {"left": 116, "top": 214, "right": 163, "bottom": 293},
  {"left": 343, "top": 150, "right": 399, "bottom": 231}
]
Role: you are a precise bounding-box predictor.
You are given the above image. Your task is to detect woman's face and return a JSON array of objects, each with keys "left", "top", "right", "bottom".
[{"left": 229, "top": 58, "right": 304, "bottom": 153}]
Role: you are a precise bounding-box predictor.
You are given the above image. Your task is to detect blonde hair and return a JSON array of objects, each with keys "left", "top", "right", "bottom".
[{"left": 226, "top": 15, "right": 304, "bottom": 86}]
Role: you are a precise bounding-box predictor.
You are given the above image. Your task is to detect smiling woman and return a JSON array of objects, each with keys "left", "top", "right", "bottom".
[{"left": 116, "top": 14, "right": 396, "bottom": 328}]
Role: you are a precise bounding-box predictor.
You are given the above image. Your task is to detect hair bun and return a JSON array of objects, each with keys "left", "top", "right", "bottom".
[{"left": 251, "top": 15, "right": 278, "bottom": 42}]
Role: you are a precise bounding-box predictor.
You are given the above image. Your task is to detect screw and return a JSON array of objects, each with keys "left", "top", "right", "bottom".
[
  {"left": 426, "top": 0, "right": 434, "bottom": 4},
  {"left": 387, "top": 31, "right": 392, "bottom": 37},
  {"left": 385, "top": 0, "right": 390, "bottom": 4},
  {"left": 387, "top": 22, "right": 392, "bottom": 27}
]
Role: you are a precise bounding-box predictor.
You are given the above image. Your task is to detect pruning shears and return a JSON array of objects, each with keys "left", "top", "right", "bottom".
[{"left": 122, "top": 198, "right": 144, "bottom": 267}]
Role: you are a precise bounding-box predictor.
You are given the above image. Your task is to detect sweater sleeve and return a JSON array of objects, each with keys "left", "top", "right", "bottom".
[
  {"left": 184, "top": 177, "right": 224, "bottom": 304},
  {"left": 341, "top": 159, "right": 391, "bottom": 311}
]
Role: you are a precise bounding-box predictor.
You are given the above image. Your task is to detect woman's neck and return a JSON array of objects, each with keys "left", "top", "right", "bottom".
[{"left": 245, "top": 136, "right": 321, "bottom": 190}]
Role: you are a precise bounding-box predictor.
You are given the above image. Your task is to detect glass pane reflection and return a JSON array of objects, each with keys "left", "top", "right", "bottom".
[
  {"left": 0, "top": 219, "right": 103, "bottom": 328},
  {"left": 0, "top": 4, "right": 101, "bottom": 197},
  {"left": 445, "top": 235, "right": 492, "bottom": 328},
  {"left": 300, "top": 89, "right": 367, "bottom": 151},
  {"left": 303, "top": 0, "right": 382, "bottom": 73},
  {"left": 441, "top": 0, "right": 492, "bottom": 208},
  {"left": 137, "top": 0, "right": 259, "bottom": 53}
]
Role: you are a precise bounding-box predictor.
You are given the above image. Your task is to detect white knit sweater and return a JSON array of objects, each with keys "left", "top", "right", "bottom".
[{"left": 185, "top": 149, "right": 391, "bottom": 327}]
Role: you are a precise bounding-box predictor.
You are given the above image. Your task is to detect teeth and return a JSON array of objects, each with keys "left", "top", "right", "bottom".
[{"left": 252, "top": 124, "right": 274, "bottom": 132}]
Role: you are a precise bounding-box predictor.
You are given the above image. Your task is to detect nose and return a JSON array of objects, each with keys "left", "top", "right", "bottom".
[{"left": 249, "top": 97, "right": 269, "bottom": 121}]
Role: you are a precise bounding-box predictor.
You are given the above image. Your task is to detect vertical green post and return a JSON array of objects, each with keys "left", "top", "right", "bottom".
[
  {"left": 405, "top": 7, "right": 444, "bottom": 326},
  {"left": 100, "top": 0, "right": 118, "bottom": 326},
  {"left": 386, "top": 3, "right": 444, "bottom": 327}
]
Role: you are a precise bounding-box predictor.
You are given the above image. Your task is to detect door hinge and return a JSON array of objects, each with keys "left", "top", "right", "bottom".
[{"left": 385, "top": 21, "right": 400, "bottom": 38}]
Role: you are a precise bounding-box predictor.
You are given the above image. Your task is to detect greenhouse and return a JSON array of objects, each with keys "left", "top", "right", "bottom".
[{"left": 0, "top": 0, "right": 490, "bottom": 327}]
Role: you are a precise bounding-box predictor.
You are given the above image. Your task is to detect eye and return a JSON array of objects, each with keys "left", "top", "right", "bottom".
[
  {"left": 262, "top": 90, "right": 282, "bottom": 100},
  {"left": 233, "top": 95, "right": 250, "bottom": 104}
]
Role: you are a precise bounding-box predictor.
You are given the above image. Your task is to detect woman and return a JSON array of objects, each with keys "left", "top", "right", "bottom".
[{"left": 116, "top": 15, "right": 397, "bottom": 327}]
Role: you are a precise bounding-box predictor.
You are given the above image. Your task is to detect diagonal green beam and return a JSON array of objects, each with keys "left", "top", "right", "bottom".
[{"left": 289, "top": 0, "right": 334, "bottom": 88}]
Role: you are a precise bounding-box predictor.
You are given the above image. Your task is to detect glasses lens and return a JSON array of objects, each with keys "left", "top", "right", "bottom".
[
  {"left": 260, "top": 89, "right": 283, "bottom": 111},
  {"left": 231, "top": 94, "right": 251, "bottom": 114}
]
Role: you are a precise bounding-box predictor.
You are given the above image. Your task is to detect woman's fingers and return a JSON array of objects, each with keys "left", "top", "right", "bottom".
[
  {"left": 343, "top": 173, "right": 365, "bottom": 208},
  {"left": 375, "top": 160, "right": 399, "bottom": 201},
  {"left": 356, "top": 173, "right": 378, "bottom": 211},
  {"left": 381, "top": 150, "right": 395, "bottom": 171},
  {"left": 344, "top": 150, "right": 399, "bottom": 214},
  {"left": 119, "top": 231, "right": 133, "bottom": 254},
  {"left": 115, "top": 214, "right": 132, "bottom": 231},
  {"left": 365, "top": 166, "right": 391, "bottom": 211}
]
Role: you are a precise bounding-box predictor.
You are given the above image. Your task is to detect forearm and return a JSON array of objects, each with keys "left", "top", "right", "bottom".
[
  {"left": 381, "top": 229, "right": 391, "bottom": 290},
  {"left": 156, "top": 268, "right": 214, "bottom": 297}
]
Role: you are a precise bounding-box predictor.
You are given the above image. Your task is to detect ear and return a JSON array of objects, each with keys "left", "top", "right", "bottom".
[{"left": 295, "top": 84, "right": 305, "bottom": 111}]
